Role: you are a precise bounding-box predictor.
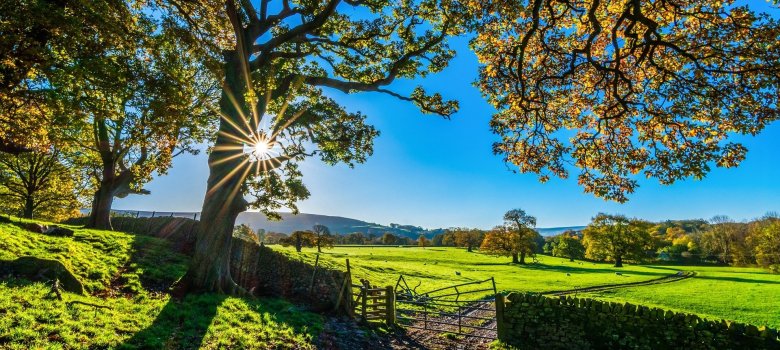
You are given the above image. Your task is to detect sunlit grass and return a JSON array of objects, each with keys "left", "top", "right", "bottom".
[
  {"left": 0, "top": 220, "right": 322, "bottom": 349},
  {"left": 272, "top": 245, "right": 780, "bottom": 328}
]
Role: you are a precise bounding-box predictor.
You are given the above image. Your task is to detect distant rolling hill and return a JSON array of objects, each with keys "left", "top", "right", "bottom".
[
  {"left": 236, "top": 212, "right": 444, "bottom": 239},
  {"left": 237, "top": 212, "right": 585, "bottom": 238},
  {"left": 109, "top": 209, "right": 583, "bottom": 238},
  {"left": 535, "top": 226, "right": 587, "bottom": 236}
]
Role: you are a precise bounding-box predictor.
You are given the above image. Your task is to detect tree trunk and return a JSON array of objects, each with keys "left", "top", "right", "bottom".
[
  {"left": 87, "top": 180, "right": 115, "bottom": 230},
  {"left": 183, "top": 50, "right": 250, "bottom": 294},
  {"left": 87, "top": 125, "right": 118, "bottom": 230},
  {"left": 22, "top": 196, "right": 34, "bottom": 219},
  {"left": 512, "top": 253, "right": 519, "bottom": 264},
  {"left": 614, "top": 255, "right": 623, "bottom": 267},
  {"left": 467, "top": 245, "right": 472, "bottom": 253},
  {"left": 569, "top": 257, "right": 575, "bottom": 262},
  {"left": 519, "top": 252, "right": 526, "bottom": 264}
]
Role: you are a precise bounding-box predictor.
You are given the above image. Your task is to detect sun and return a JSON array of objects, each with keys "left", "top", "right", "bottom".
[
  {"left": 254, "top": 139, "right": 271, "bottom": 158},
  {"left": 249, "top": 138, "right": 275, "bottom": 161}
]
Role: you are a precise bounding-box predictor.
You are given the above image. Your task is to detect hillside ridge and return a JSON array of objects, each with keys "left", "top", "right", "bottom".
[{"left": 109, "top": 209, "right": 584, "bottom": 238}]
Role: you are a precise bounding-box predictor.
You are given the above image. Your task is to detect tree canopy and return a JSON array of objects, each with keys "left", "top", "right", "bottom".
[
  {"left": 472, "top": 0, "right": 780, "bottom": 202},
  {"left": 156, "top": 0, "right": 470, "bottom": 292},
  {"left": 0, "top": 0, "right": 131, "bottom": 154}
]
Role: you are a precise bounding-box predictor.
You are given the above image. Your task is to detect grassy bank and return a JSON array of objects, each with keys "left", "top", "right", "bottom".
[{"left": 0, "top": 219, "right": 322, "bottom": 349}]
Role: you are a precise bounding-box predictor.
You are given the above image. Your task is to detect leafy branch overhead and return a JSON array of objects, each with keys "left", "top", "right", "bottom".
[
  {"left": 156, "top": 0, "right": 466, "bottom": 219},
  {"left": 471, "top": 0, "right": 780, "bottom": 202}
]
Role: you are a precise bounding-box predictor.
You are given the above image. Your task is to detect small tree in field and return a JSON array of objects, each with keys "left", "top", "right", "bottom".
[
  {"left": 583, "top": 214, "right": 652, "bottom": 267},
  {"left": 503, "top": 209, "right": 538, "bottom": 264},
  {"left": 418, "top": 235, "right": 429, "bottom": 249},
  {"left": 552, "top": 231, "right": 585, "bottom": 262},
  {"left": 281, "top": 231, "right": 315, "bottom": 253},
  {"left": 312, "top": 224, "right": 334, "bottom": 253},
  {"left": 453, "top": 228, "right": 484, "bottom": 252},
  {"left": 382, "top": 233, "right": 397, "bottom": 245},
  {"left": 480, "top": 225, "right": 522, "bottom": 263}
]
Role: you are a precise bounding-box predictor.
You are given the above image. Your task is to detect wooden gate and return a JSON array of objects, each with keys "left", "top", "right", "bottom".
[
  {"left": 394, "top": 276, "right": 498, "bottom": 339},
  {"left": 351, "top": 282, "right": 395, "bottom": 324},
  {"left": 334, "top": 259, "right": 395, "bottom": 325}
]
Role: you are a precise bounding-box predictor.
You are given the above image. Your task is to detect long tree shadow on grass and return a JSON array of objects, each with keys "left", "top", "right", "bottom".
[
  {"left": 120, "top": 294, "right": 226, "bottom": 349},
  {"left": 691, "top": 275, "right": 780, "bottom": 285},
  {"left": 120, "top": 294, "right": 325, "bottom": 349},
  {"left": 520, "top": 262, "right": 673, "bottom": 278}
]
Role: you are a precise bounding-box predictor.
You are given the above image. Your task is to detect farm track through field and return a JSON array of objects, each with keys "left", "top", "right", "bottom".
[
  {"left": 541, "top": 271, "right": 696, "bottom": 296},
  {"left": 399, "top": 299, "right": 497, "bottom": 350}
]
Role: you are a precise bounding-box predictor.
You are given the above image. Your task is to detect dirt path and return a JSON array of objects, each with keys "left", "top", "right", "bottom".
[
  {"left": 391, "top": 299, "right": 497, "bottom": 350},
  {"left": 541, "top": 271, "right": 695, "bottom": 296}
]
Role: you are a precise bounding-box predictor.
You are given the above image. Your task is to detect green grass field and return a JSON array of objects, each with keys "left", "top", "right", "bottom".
[
  {"left": 2, "top": 218, "right": 777, "bottom": 349},
  {"left": 273, "top": 245, "right": 780, "bottom": 328},
  {"left": 0, "top": 220, "right": 322, "bottom": 349}
]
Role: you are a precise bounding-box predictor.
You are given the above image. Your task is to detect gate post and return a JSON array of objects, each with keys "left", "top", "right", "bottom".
[
  {"left": 361, "top": 287, "right": 367, "bottom": 321},
  {"left": 385, "top": 285, "right": 395, "bottom": 326},
  {"left": 495, "top": 293, "right": 506, "bottom": 341}
]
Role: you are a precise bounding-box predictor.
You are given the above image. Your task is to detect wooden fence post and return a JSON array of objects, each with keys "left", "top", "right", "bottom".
[
  {"left": 345, "top": 259, "right": 353, "bottom": 316},
  {"left": 146, "top": 211, "right": 155, "bottom": 233},
  {"left": 361, "top": 287, "right": 367, "bottom": 321},
  {"left": 308, "top": 254, "right": 320, "bottom": 295},
  {"left": 495, "top": 293, "right": 506, "bottom": 341},
  {"left": 385, "top": 285, "right": 395, "bottom": 326}
]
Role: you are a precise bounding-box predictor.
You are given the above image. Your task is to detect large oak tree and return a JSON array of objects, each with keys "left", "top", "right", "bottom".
[
  {"left": 583, "top": 213, "right": 652, "bottom": 267},
  {"left": 156, "top": 0, "right": 465, "bottom": 293},
  {"left": 503, "top": 208, "right": 537, "bottom": 264}
]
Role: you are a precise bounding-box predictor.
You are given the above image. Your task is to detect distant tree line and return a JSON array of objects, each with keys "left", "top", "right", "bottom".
[
  {"left": 234, "top": 208, "right": 780, "bottom": 274},
  {"left": 545, "top": 213, "right": 780, "bottom": 273}
]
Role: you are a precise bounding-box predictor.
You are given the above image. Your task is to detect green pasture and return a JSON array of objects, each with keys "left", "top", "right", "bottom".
[{"left": 273, "top": 245, "right": 780, "bottom": 328}]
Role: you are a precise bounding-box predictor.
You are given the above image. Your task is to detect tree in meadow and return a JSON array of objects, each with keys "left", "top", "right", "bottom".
[
  {"left": 583, "top": 214, "right": 652, "bottom": 267},
  {"left": 312, "top": 224, "right": 334, "bottom": 252},
  {"left": 453, "top": 228, "right": 484, "bottom": 252},
  {"left": 381, "top": 233, "right": 397, "bottom": 245},
  {"left": 551, "top": 231, "right": 586, "bottom": 262},
  {"left": 749, "top": 218, "right": 780, "bottom": 273},
  {"left": 281, "top": 230, "right": 315, "bottom": 252},
  {"left": 418, "top": 235, "right": 429, "bottom": 249},
  {"left": 55, "top": 20, "right": 218, "bottom": 230},
  {"left": 480, "top": 225, "right": 523, "bottom": 263},
  {"left": 503, "top": 209, "right": 537, "bottom": 264}
]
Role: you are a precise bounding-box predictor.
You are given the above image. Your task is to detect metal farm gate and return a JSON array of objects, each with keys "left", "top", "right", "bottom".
[{"left": 394, "top": 276, "right": 498, "bottom": 339}]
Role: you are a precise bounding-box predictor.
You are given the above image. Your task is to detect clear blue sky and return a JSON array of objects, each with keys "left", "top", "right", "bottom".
[{"left": 115, "top": 4, "right": 780, "bottom": 229}]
